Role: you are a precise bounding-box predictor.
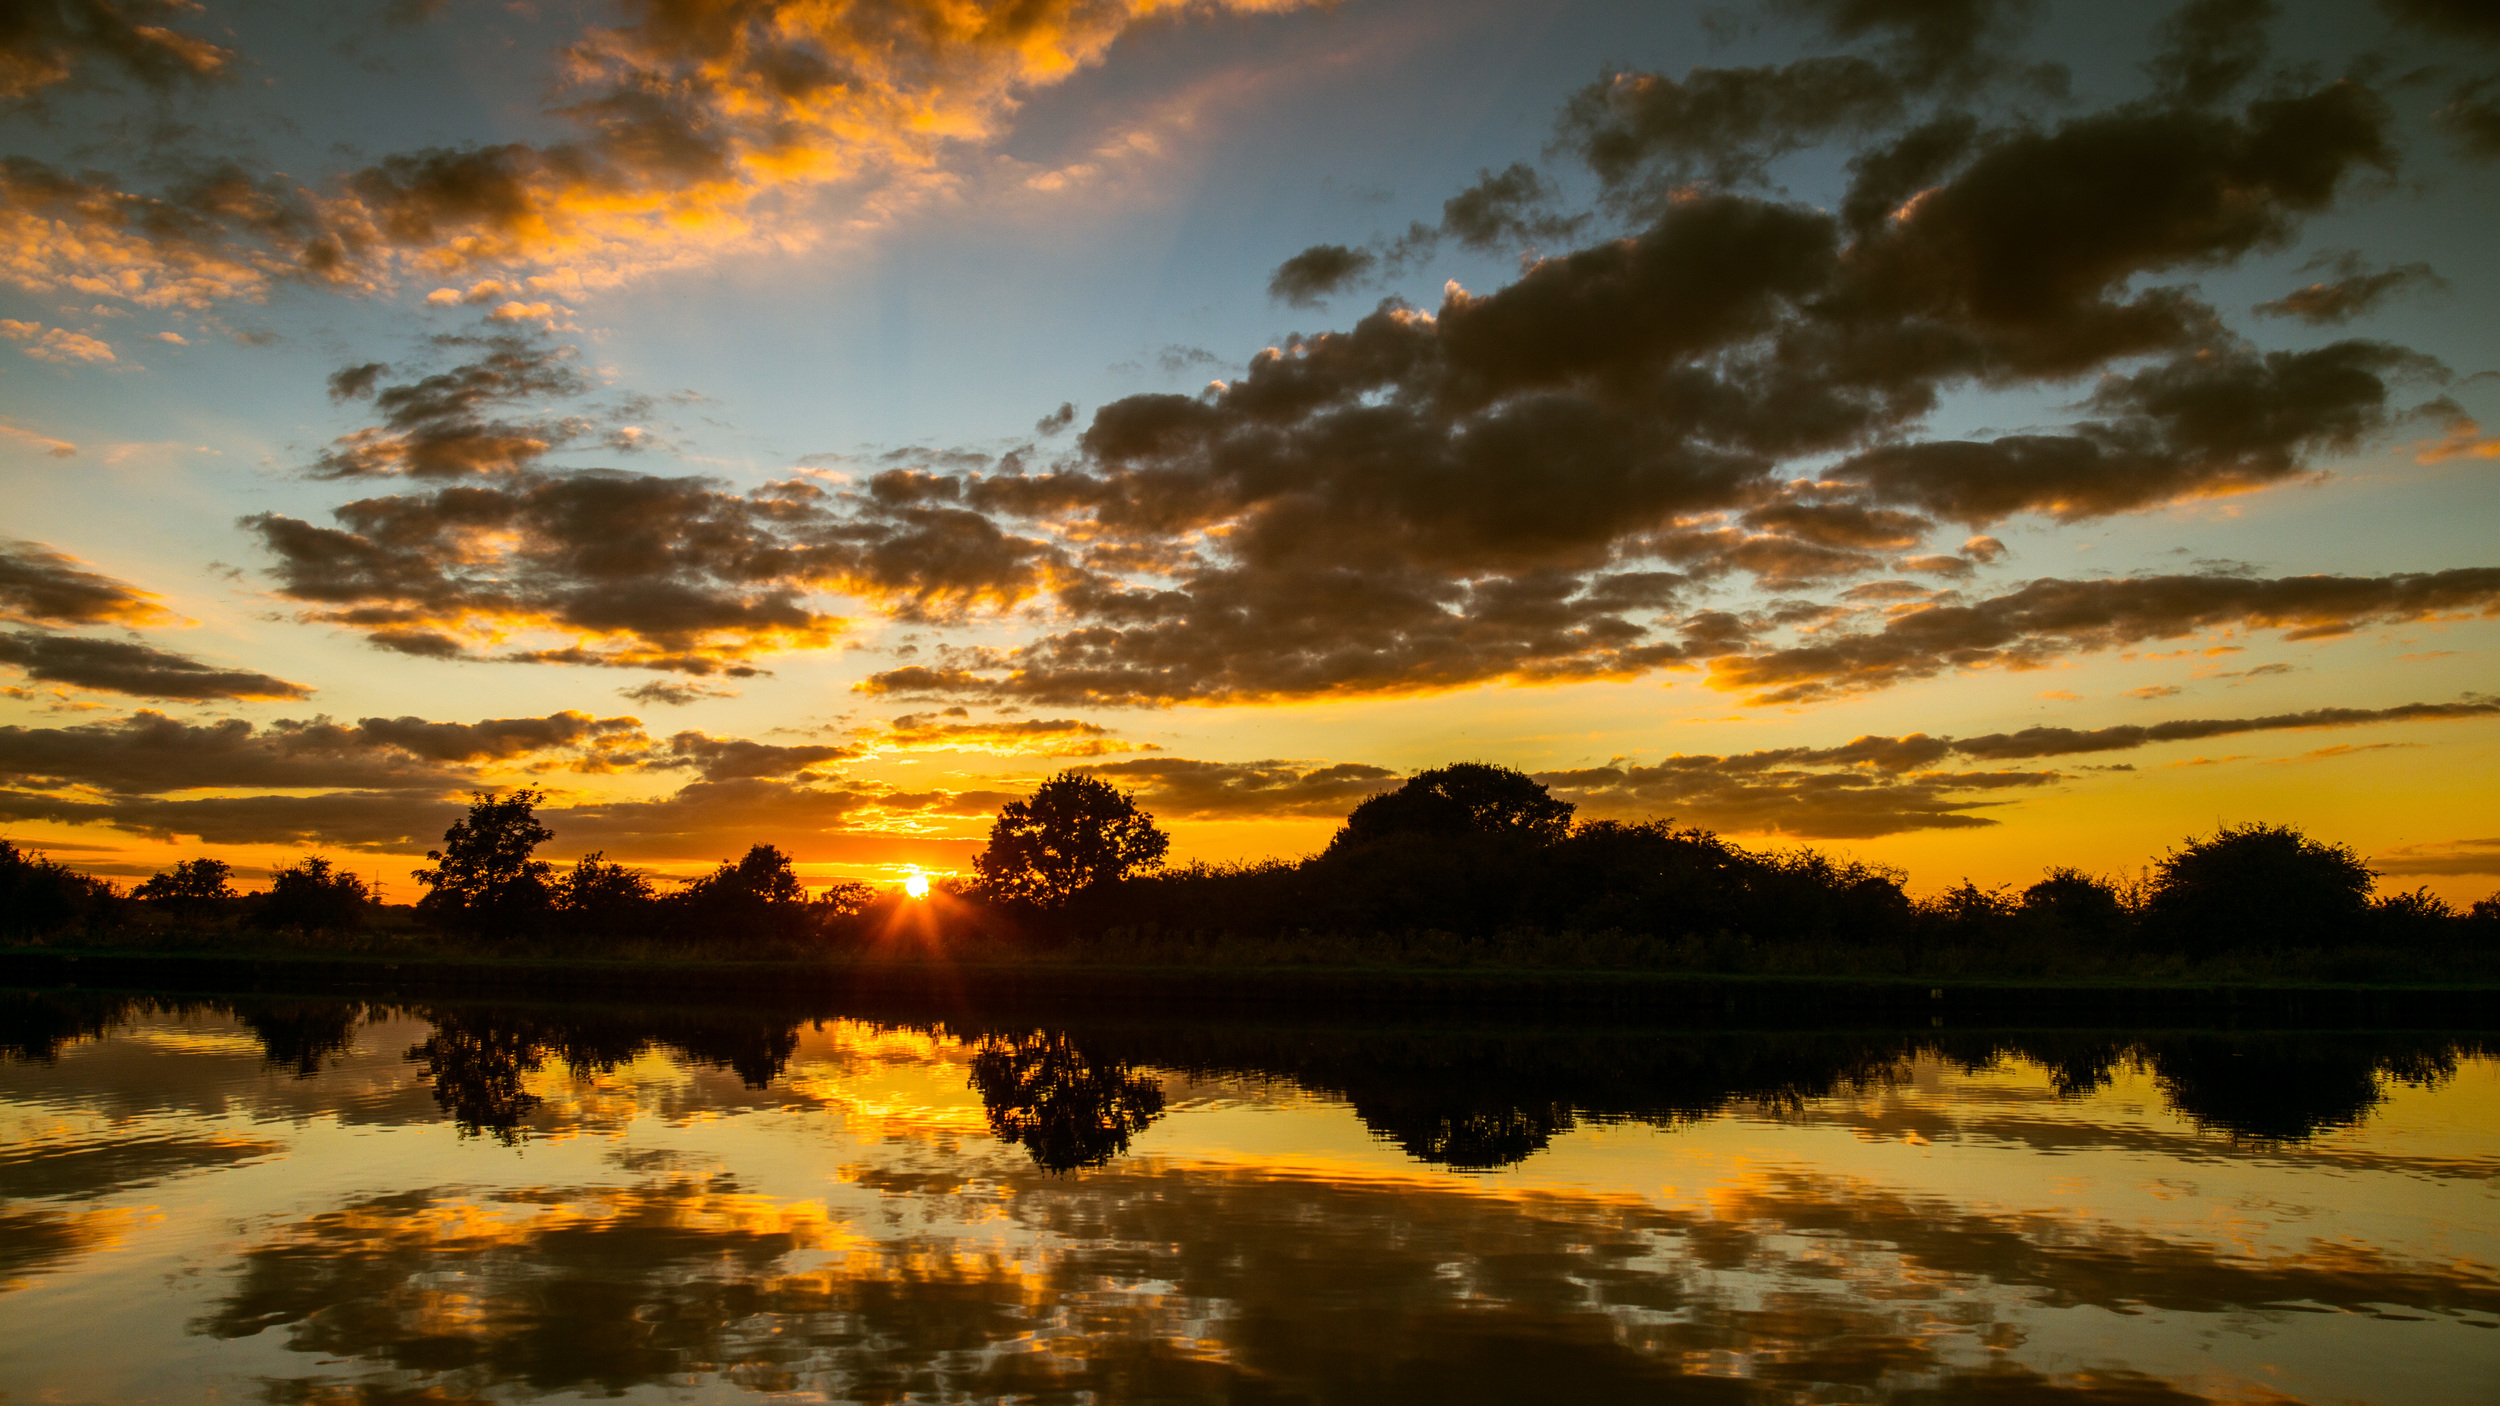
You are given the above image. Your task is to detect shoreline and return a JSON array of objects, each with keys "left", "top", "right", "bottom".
[{"left": 7, "top": 944, "right": 2497, "bottom": 1026}]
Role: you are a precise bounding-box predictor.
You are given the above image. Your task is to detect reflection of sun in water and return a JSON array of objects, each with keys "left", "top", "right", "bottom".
[{"left": 903, "top": 868, "right": 930, "bottom": 899}]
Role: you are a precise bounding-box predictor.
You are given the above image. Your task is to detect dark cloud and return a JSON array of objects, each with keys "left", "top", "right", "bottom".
[
  {"left": 1561, "top": 57, "right": 1909, "bottom": 198},
  {"left": 1034, "top": 402, "right": 1075, "bottom": 436},
  {"left": 0, "top": 631, "right": 312, "bottom": 701},
  {"left": 0, "top": 0, "right": 230, "bottom": 101},
  {"left": 1709, "top": 568, "right": 2500, "bottom": 703},
  {"left": 0, "top": 786, "right": 459, "bottom": 851},
  {"left": 1941, "top": 696, "right": 2500, "bottom": 759},
  {"left": 2379, "top": 0, "right": 2500, "bottom": 42},
  {"left": 245, "top": 470, "right": 1053, "bottom": 673},
  {"left": 1427, "top": 163, "right": 1587, "bottom": 253},
  {"left": 1537, "top": 756, "right": 2058, "bottom": 838},
  {"left": 1267, "top": 244, "right": 1376, "bottom": 307},
  {"left": 2146, "top": 0, "right": 2274, "bottom": 108},
  {"left": 0, "top": 540, "right": 174, "bottom": 626},
  {"left": 312, "top": 337, "right": 594, "bottom": 478},
  {"left": 1831, "top": 340, "right": 2430, "bottom": 522},
  {"left": 864, "top": 714, "right": 1153, "bottom": 757},
  {"left": 2254, "top": 253, "right": 2446, "bottom": 323},
  {"left": 0, "top": 709, "right": 647, "bottom": 795},
  {"left": 618, "top": 679, "right": 738, "bottom": 707},
  {"left": 1070, "top": 758, "right": 1401, "bottom": 818},
  {"left": 1779, "top": 0, "right": 2045, "bottom": 85},
  {"left": 647, "top": 731, "right": 853, "bottom": 782}
]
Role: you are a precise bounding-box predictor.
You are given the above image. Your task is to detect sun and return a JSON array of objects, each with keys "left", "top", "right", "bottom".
[{"left": 903, "top": 867, "right": 930, "bottom": 899}]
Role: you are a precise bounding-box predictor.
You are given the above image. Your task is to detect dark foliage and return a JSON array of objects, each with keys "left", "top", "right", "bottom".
[
  {"left": 134, "top": 857, "right": 235, "bottom": 917},
  {"left": 254, "top": 855, "right": 372, "bottom": 934},
  {"left": 967, "top": 1029, "right": 1168, "bottom": 1172},
  {"left": 413, "top": 788, "right": 555, "bottom": 938},
  {"left": 972, "top": 771, "right": 1170, "bottom": 910},
  {"left": 672, "top": 843, "right": 811, "bottom": 945},
  {"left": 1326, "top": 762, "right": 1576, "bottom": 854},
  {"left": 0, "top": 837, "right": 118, "bottom": 937},
  {"left": 2145, "top": 822, "right": 2376, "bottom": 956}
]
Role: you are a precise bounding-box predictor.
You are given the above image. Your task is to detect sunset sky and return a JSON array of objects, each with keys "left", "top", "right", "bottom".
[{"left": 2, "top": 0, "right": 2495, "bottom": 901}]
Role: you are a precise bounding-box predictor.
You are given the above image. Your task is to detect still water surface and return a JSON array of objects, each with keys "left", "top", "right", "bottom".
[{"left": 1, "top": 993, "right": 2495, "bottom": 1404}]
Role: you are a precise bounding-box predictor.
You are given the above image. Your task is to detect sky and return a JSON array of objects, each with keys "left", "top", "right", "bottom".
[{"left": 1, "top": 0, "right": 2496, "bottom": 902}]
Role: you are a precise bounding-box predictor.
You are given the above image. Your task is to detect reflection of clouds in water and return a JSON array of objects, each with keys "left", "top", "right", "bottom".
[
  {"left": 5, "top": 1000, "right": 2498, "bottom": 1402},
  {"left": 188, "top": 1161, "right": 2500, "bottom": 1404},
  {"left": 0, "top": 1205, "right": 143, "bottom": 1291}
]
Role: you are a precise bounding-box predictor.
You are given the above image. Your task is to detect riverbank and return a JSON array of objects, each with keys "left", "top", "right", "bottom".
[{"left": 8, "top": 943, "right": 2497, "bottom": 1025}]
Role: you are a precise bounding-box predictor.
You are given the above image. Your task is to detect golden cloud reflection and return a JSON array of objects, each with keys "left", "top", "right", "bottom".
[
  {"left": 187, "top": 1154, "right": 2500, "bottom": 1404},
  {"left": 5, "top": 997, "right": 2498, "bottom": 1403}
]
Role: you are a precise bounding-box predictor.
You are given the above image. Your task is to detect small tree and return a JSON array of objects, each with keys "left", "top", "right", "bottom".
[
  {"left": 1325, "top": 762, "right": 1574, "bottom": 855},
  {"left": 2018, "top": 867, "right": 2131, "bottom": 942},
  {"left": 0, "top": 839, "right": 117, "bottom": 938},
  {"left": 136, "top": 857, "right": 236, "bottom": 919},
  {"left": 257, "top": 856, "right": 372, "bottom": 934},
  {"left": 973, "top": 772, "right": 1170, "bottom": 910},
  {"left": 554, "top": 851, "right": 655, "bottom": 940},
  {"left": 413, "top": 789, "right": 555, "bottom": 937},
  {"left": 678, "top": 843, "right": 810, "bottom": 944},
  {"left": 2145, "top": 822, "right": 2375, "bottom": 955}
]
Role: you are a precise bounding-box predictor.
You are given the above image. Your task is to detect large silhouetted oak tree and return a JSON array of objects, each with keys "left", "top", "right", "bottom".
[{"left": 973, "top": 772, "right": 1169, "bottom": 909}]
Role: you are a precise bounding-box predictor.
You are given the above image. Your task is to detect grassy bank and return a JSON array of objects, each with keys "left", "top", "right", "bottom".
[{"left": 8, "top": 941, "right": 2498, "bottom": 1026}]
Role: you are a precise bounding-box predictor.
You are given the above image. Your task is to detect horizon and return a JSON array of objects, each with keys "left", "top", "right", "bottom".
[{"left": 3, "top": 0, "right": 2496, "bottom": 903}]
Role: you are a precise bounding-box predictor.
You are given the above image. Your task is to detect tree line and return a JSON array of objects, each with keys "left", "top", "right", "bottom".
[{"left": 4, "top": 762, "right": 2496, "bottom": 974}]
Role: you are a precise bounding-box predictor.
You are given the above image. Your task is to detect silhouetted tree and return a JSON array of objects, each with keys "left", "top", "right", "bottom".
[
  {"left": 677, "top": 843, "right": 811, "bottom": 943},
  {"left": 407, "top": 1013, "right": 549, "bottom": 1142},
  {"left": 235, "top": 1000, "right": 364, "bottom": 1077},
  {"left": 2145, "top": 823, "right": 2374, "bottom": 955},
  {"left": 0, "top": 838, "right": 117, "bottom": 937},
  {"left": 255, "top": 856, "right": 372, "bottom": 933},
  {"left": 553, "top": 851, "right": 656, "bottom": 943},
  {"left": 973, "top": 772, "right": 1170, "bottom": 909},
  {"left": 2018, "top": 867, "right": 2131, "bottom": 942},
  {"left": 968, "top": 1030, "right": 1167, "bottom": 1172},
  {"left": 414, "top": 789, "right": 555, "bottom": 937},
  {"left": 1326, "top": 762, "right": 1573, "bottom": 854},
  {"left": 135, "top": 857, "right": 235, "bottom": 919}
]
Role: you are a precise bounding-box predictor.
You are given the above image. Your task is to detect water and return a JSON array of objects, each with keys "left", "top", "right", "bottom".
[{"left": 2, "top": 992, "right": 2495, "bottom": 1404}]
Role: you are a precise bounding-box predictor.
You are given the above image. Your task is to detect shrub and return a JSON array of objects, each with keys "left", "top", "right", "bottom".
[
  {"left": 0, "top": 839, "right": 117, "bottom": 938},
  {"left": 1326, "top": 762, "right": 1572, "bottom": 855},
  {"left": 135, "top": 857, "right": 237, "bottom": 919},
  {"left": 676, "top": 843, "right": 812, "bottom": 944},
  {"left": 2018, "top": 867, "right": 2131, "bottom": 942},
  {"left": 257, "top": 856, "right": 372, "bottom": 934},
  {"left": 2144, "top": 822, "right": 2375, "bottom": 956}
]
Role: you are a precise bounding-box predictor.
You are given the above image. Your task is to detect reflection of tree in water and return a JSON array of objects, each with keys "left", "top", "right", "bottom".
[
  {"left": 401, "top": 1008, "right": 807, "bottom": 1143},
  {"left": 2137, "top": 1037, "right": 2461, "bottom": 1143},
  {"left": 190, "top": 1157, "right": 2500, "bottom": 1406},
  {"left": 0, "top": 991, "right": 152, "bottom": 1062},
  {"left": 233, "top": 1001, "right": 365, "bottom": 1078},
  {"left": 967, "top": 1030, "right": 1167, "bottom": 1173}
]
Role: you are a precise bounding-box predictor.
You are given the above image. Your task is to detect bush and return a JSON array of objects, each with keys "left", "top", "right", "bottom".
[
  {"left": 675, "top": 844, "right": 812, "bottom": 945},
  {"left": 2017, "top": 867, "right": 2131, "bottom": 942},
  {"left": 553, "top": 852, "right": 657, "bottom": 945},
  {"left": 0, "top": 839, "right": 117, "bottom": 938},
  {"left": 2144, "top": 823, "right": 2375, "bottom": 956},
  {"left": 135, "top": 857, "right": 237, "bottom": 920},
  {"left": 1326, "top": 762, "right": 1573, "bottom": 855},
  {"left": 256, "top": 856, "right": 372, "bottom": 934}
]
